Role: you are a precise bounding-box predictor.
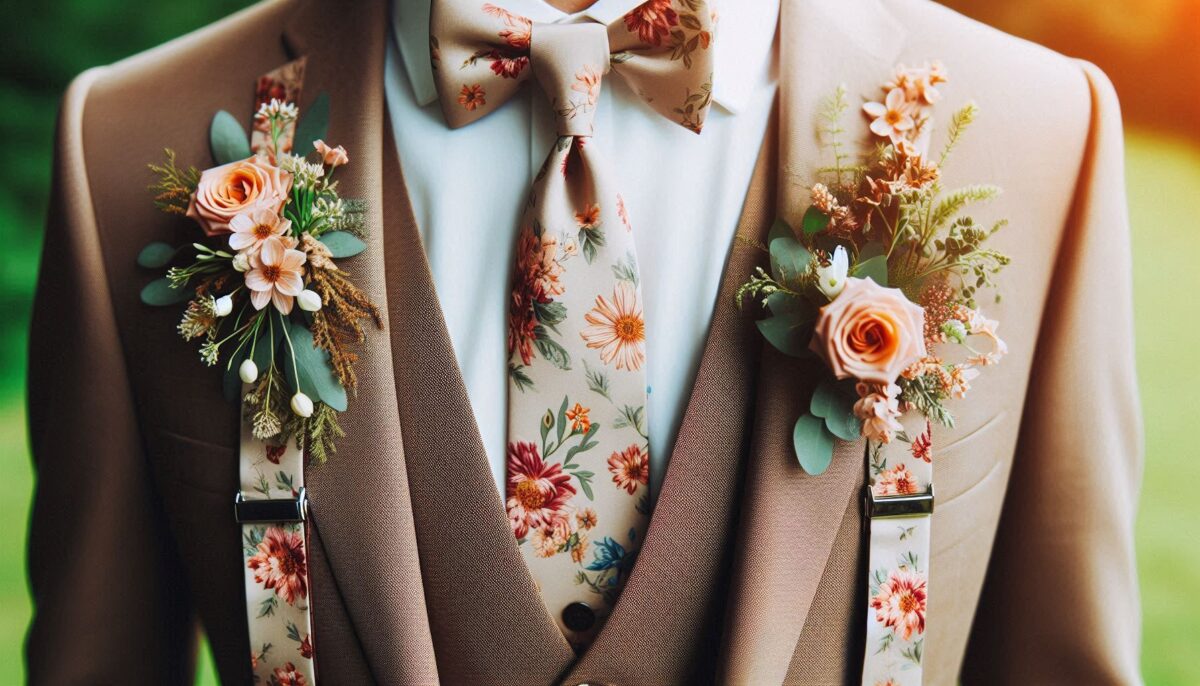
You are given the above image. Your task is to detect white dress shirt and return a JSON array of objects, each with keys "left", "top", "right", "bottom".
[{"left": 386, "top": 0, "right": 779, "bottom": 493}]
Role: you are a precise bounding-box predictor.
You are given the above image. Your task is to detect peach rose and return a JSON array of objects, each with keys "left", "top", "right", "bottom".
[
  {"left": 810, "top": 277, "right": 926, "bottom": 384},
  {"left": 186, "top": 156, "right": 292, "bottom": 236}
]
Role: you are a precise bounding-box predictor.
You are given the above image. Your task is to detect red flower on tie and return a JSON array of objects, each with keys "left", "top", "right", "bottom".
[
  {"left": 607, "top": 444, "right": 649, "bottom": 494},
  {"left": 483, "top": 3, "right": 532, "bottom": 49},
  {"left": 623, "top": 0, "right": 679, "bottom": 46},
  {"left": 458, "top": 84, "right": 486, "bottom": 111},
  {"left": 506, "top": 441, "right": 577, "bottom": 539},
  {"left": 488, "top": 51, "right": 529, "bottom": 79}
]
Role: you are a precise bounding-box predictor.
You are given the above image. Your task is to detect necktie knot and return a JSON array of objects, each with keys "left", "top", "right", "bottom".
[{"left": 529, "top": 22, "right": 609, "bottom": 136}]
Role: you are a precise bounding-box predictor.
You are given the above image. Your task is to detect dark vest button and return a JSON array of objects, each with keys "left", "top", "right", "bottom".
[{"left": 561, "top": 601, "right": 596, "bottom": 632}]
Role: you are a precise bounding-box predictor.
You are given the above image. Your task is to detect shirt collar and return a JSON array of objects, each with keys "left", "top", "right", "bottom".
[{"left": 391, "top": 0, "right": 778, "bottom": 113}]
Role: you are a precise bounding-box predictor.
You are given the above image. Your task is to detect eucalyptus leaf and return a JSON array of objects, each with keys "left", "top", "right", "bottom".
[
  {"left": 293, "top": 92, "right": 331, "bottom": 154},
  {"left": 140, "top": 278, "right": 191, "bottom": 306},
  {"left": 859, "top": 241, "right": 886, "bottom": 261},
  {"left": 282, "top": 318, "right": 348, "bottom": 411},
  {"left": 793, "top": 412, "right": 835, "bottom": 475},
  {"left": 812, "top": 379, "right": 862, "bottom": 441},
  {"left": 136, "top": 242, "right": 178, "bottom": 269},
  {"left": 824, "top": 405, "right": 863, "bottom": 442},
  {"left": 852, "top": 254, "right": 889, "bottom": 286},
  {"left": 769, "top": 235, "right": 813, "bottom": 286},
  {"left": 766, "top": 291, "right": 815, "bottom": 320},
  {"left": 809, "top": 378, "right": 841, "bottom": 419},
  {"left": 801, "top": 205, "right": 830, "bottom": 236},
  {"left": 209, "top": 110, "right": 251, "bottom": 165},
  {"left": 319, "top": 231, "right": 367, "bottom": 258},
  {"left": 767, "top": 217, "right": 795, "bottom": 245},
  {"left": 756, "top": 311, "right": 815, "bottom": 358}
]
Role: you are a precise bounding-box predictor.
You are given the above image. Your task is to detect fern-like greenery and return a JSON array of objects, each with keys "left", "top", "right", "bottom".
[{"left": 147, "top": 148, "right": 200, "bottom": 215}]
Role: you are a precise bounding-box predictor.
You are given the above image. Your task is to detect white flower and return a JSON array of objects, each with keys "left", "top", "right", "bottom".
[
  {"left": 297, "top": 289, "right": 323, "bottom": 312},
  {"left": 962, "top": 308, "right": 1008, "bottom": 365},
  {"left": 239, "top": 359, "right": 259, "bottom": 384},
  {"left": 255, "top": 98, "right": 299, "bottom": 123},
  {"left": 279, "top": 153, "right": 325, "bottom": 189},
  {"left": 232, "top": 253, "right": 251, "bottom": 272},
  {"left": 815, "top": 246, "right": 849, "bottom": 300},
  {"left": 290, "top": 392, "right": 314, "bottom": 418},
  {"left": 214, "top": 295, "right": 234, "bottom": 317}
]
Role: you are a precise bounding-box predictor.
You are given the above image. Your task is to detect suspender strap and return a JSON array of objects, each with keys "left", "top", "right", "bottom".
[
  {"left": 860, "top": 416, "right": 933, "bottom": 686},
  {"left": 238, "top": 422, "right": 318, "bottom": 684}
]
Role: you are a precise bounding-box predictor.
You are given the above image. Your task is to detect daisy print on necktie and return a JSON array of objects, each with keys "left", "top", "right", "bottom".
[{"left": 430, "top": 0, "right": 715, "bottom": 644}]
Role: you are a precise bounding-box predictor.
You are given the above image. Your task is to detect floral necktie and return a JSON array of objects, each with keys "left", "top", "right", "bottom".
[{"left": 430, "top": 0, "right": 714, "bottom": 644}]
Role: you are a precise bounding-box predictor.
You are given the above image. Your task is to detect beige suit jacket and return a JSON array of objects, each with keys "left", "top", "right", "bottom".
[{"left": 25, "top": 0, "right": 1142, "bottom": 683}]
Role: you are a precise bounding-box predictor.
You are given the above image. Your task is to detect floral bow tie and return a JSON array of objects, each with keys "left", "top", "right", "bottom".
[{"left": 430, "top": 0, "right": 715, "bottom": 133}]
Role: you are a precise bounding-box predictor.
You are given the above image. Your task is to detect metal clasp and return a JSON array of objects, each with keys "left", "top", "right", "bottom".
[
  {"left": 863, "top": 484, "right": 935, "bottom": 520},
  {"left": 234, "top": 487, "right": 309, "bottom": 524}
]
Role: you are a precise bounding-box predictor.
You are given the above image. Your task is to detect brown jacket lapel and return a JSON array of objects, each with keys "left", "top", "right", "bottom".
[
  {"left": 281, "top": 1, "right": 440, "bottom": 682},
  {"left": 720, "top": 1, "right": 905, "bottom": 683}
]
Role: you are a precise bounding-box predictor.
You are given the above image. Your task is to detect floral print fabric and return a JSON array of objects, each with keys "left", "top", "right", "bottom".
[
  {"left": 251, "top": 59, "right": 305, "bottom": 159},
  {"left": 429, "top": 0, "right": 714, "bottom": 646},
  {"left": 240, "top": 421, "right": 316, "bottom": 685},
  {"left": 862, "top": 414, "right": 934, "bottom": 686}
]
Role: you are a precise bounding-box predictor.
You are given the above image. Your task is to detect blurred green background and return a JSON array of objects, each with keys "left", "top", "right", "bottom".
[{"left": 1, "top": 1, "right": 1197, "bottom": 684}]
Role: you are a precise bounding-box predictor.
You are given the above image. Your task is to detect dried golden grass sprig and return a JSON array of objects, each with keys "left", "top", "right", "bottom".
[{"left": 308, "top": 266, "right": 382, "bottom": 391}]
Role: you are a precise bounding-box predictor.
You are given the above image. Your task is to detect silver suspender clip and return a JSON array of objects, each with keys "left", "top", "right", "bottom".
[
  {"left": 234, "top": 487, "right": 309, "bottom": 524},
  {"left": 863, "top": 484, "right": 935, "bottom": 520}
]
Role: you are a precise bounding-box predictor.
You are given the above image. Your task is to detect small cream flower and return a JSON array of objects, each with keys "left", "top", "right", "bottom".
[
  {"left": 815, "top": 246, "right": 849, "bottom": 300},
  {"left": 232, "top": 253, "right": 251, "bottom": 272},
  {"left": 297, "top": 289, "right": 323, "bottom": 312},
  {"left": 239, "top": 359, "right": 259, "bottom": 384},
  {"left": 290, "top": 391, "right": 314, "bottom": 418},
  {"left": 214, "top": 294, "right": 234, "bottom": 317}
]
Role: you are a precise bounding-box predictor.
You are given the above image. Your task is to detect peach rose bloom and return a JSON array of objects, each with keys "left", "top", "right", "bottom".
[
  {"left": 811, "top": 277, "right": 927, "bottom": 384},
  {"left": 186, "top": 156, "right": 292, "bottom": 236}
]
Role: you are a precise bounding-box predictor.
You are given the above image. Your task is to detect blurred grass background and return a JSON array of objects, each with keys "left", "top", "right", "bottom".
[{"left": 0, "top": 0, "right": 1197, "bottom": 684}]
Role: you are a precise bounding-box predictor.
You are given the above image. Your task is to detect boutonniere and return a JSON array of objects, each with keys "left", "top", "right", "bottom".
[
  {"left": 139, "top": 88, "right": 379, "bottom": 463},
  {"left": 738, "top": 61, "right": 1010, "bottom": 474}
]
